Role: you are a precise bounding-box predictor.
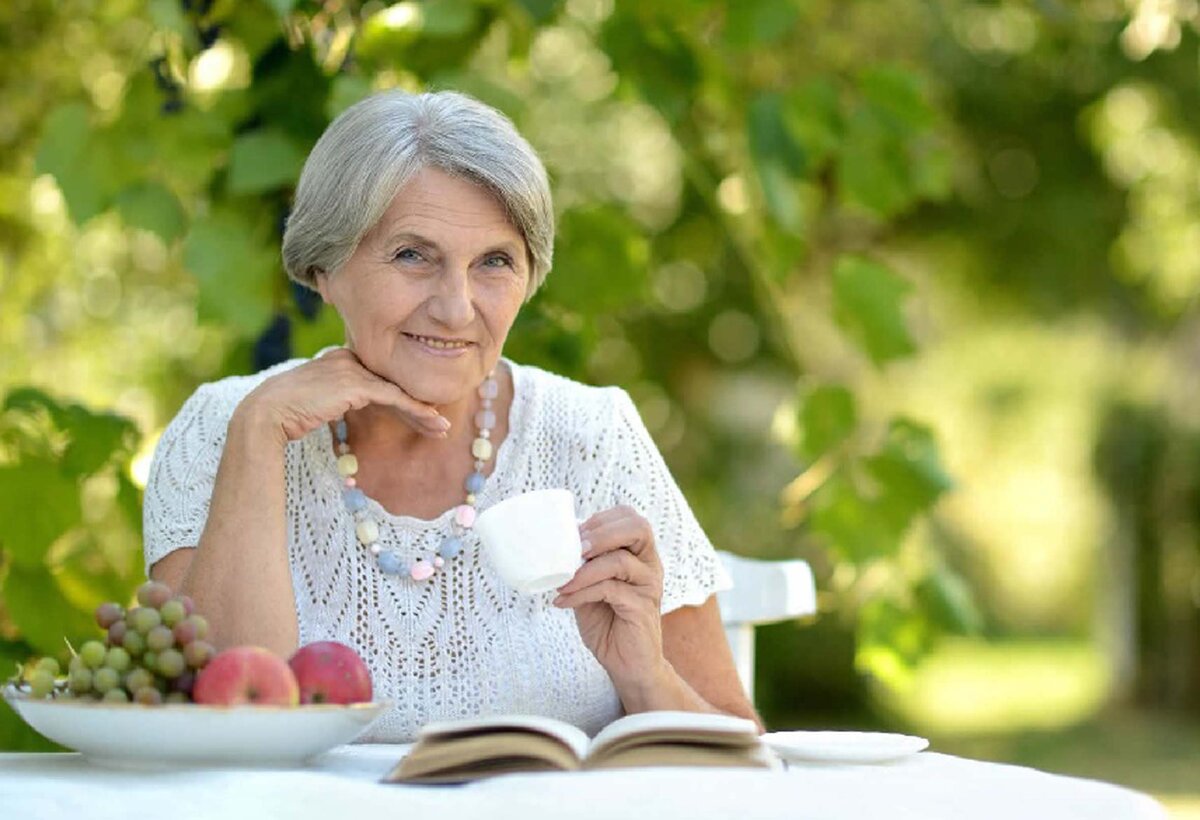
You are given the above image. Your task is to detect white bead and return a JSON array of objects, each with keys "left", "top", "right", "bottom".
[
  {"left": 471, "top": 438, "right": 493, "bottom": 460},
  {"left": 370, "top": 544, "right": 382, "bottom": 555},
  {"left": 465, "top": 493, "right": 476, "bottom": 505},
  {"left": 337, "top": 454, "right": 359, "bottom": 477},
  {"left": 356, "top": 518, "right": 379, "bottom": 544},
  {"left": 479, "top": 429, "right": 491, "bottom": 440}
]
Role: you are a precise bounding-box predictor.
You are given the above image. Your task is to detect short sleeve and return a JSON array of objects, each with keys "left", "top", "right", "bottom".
[
  {"left": 142, "top": 384, "right": 230, "bottom": 576},
  {"left": 603, "top": 389, "right": 733, "bottom": 614}
]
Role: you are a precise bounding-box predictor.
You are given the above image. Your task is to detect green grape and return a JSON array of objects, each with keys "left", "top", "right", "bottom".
[
  {"left": 35, "top": 657, "right": 60, "bottom": 677},
  {"left": 164, "top": 692, "right": 189, "bottom": 704},
  {"left": 146, "top": 625, "right": 174, "bottom": 652},
  {"left": 183, "top": 640, "right": 214, "bottom": 669},
  {"left": 105, "top": 646, "right": 131, "bottom": 673},
  {"left": 94, "top": 602, "right": 124, "bottom": 629},
  {"left": 127, "top": 607, "right": 162, "bottom": 634},
  {"left": 124, "top": 667, "right": 154, "bottom": 693},
  {"left": 92, "top": 667, "right": 120, "bottom": 694},
  {"left": 122, "top": 630, "right": 146, "bottom": 656},
  {"left": 80, "top": 640, "right": 107, "bottom": 669},
  {"left": 69, "top": 667, "right": 93, "bottom": 694},
  {"left": 142, "top": 651, "right": 158, "bottom": 671},
  {"left": 136, "top": 581, "right": 172, "bottom": 609},
  {"left": 133, "top": 686, "right": 163, "bottom": 705},
  {"left": 29, "top": 670, "right": 55, "bottom": 699},
  {"left": 157, "top": 649, "right": 186, "bottom": 678},
  {"left": 103, "top": 688, "right": 129, "bottom": 703},
  {"left": 68, "top": 655, "right": 88, "bottom": 676},
  {"left": 159, "top": 599, "right": 186, "bottom": 627}
]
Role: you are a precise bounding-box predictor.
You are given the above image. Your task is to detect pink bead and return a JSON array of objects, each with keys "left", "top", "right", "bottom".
[
  {"left": 474, "top": 409, "right": 496, "bottom": 429},
  {"left": 410, "top": 560, "right": 435, "bottom": 581},
  {"left": 344, "top": 477, "right": 356, "bottom": 487},
  {"left": 433, "top": 556, "right": 445, "bottom": 568},
  {"left": 454, "top": 504, "right": 476, "bottom": 528}
]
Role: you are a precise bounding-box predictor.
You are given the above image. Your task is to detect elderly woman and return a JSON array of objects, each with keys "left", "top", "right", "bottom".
[{"left": 143, "top": 90, "right": 761, "bottom": 741}]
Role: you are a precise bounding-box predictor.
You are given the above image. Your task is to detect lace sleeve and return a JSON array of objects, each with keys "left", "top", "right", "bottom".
[
  {"left": 142, "top": 384, "right": 229, "bottom": 576},
  {"left": 603, "top": 389, "right": 733, "bottom": 614}
]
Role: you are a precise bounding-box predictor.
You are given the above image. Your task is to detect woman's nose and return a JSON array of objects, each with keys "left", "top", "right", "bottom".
[{"left": 427, "top": 269, "right": 476, "bottom": 329}]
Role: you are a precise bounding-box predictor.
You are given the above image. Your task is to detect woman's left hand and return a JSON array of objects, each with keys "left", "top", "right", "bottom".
[{"left": 553, "top": 505, "right": 665, "bottom": 691}]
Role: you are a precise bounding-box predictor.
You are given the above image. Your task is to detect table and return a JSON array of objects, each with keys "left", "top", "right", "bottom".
[{"left": 0, "top": 744, "right": 1167, "bottom": 820}]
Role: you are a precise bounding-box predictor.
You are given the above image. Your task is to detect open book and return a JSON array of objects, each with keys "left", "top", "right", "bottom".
[{"left": 384, "top": 710, "right": 782, "bottom": 784}]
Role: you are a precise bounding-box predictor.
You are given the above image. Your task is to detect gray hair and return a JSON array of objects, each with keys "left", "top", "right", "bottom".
[{"left": 282, "top": 90, "right": 554, "bottom": 298}]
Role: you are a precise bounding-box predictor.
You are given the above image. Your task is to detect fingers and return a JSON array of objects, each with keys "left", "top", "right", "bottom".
[
  {"left": 578, "top": 506, "right": 658, "bottom": 565},
  {"left": 553, "top": 579, "right": 653, "bottom": 614},
  {"left": 556, "top": 548, "right": 656, "bottom": 597},
  {"left": 324, "top": 349, "right": 449, "bottom": 437}
]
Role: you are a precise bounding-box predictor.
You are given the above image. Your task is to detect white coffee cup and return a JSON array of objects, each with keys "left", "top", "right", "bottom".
[{"left": 475, "top": 489, "right": 584, "bottom": 595}]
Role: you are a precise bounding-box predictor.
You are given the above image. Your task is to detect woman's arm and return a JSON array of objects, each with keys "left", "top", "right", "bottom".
[
  {"left": 151, "top": 404, "right": 297, "bottom": 657},
  {"left": 621, "top": 596, "right": 765, "bottom": 733},
  {"left": 148, "top": 348, "right": 447, "bottom": 657}
]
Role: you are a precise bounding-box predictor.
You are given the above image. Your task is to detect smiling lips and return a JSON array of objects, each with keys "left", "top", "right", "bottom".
[{"left": 404, "top": 332, "right": 474, "bottom": 350}]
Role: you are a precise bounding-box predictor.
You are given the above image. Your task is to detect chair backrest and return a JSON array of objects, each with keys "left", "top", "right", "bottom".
[{"left": 715, "top": 551, "right": 817, "bottom": 702}]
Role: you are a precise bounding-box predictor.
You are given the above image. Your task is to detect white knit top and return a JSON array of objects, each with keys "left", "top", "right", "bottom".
[{"left": 143, "top": 355, "right": 733, "bottom": 742}]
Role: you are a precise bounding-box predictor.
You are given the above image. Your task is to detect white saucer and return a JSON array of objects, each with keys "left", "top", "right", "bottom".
[{"left": 764, "top": 731, "right": 929, "bottom": 764}]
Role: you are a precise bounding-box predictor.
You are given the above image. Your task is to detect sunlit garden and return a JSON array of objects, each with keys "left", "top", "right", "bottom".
[{"left": 1, "top": 0, "right": 1197, "bottom": 815}]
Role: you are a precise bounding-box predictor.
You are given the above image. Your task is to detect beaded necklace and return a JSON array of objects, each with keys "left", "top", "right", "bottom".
[{"left": 334, "top": 371, "right": 499, "bottom": 582}]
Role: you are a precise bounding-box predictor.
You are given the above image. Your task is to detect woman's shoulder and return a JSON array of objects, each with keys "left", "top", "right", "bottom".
[{"left": 509, "top": 359, "right": 628, "bottom": 413}]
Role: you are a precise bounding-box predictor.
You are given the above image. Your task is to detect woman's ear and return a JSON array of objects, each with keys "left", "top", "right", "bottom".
[{"left": 312, "top": 268, "right": 332, "bottom": 304}]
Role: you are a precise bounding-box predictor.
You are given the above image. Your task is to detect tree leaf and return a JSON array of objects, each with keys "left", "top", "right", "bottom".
[
  {"left": 832, "top": 255, "right": 915, "bottom": 366},
  {"left": 797, "top": 384, "right": 857, "bottom": 460},
  {"left": 916, "top": 564, "right": 983, "bottom": 636},
  {"left": 115, "top": 181, "right": 187, "bottom": 244},
  {"left": 783, "top": 79, "right": 841, "bottom": 168},
  {"left": 858, "top": 65, "right": 934, "bottom": 133},
  {"left": 0, "top": 565, "right": 97, "bottom": 659},
  {"left": 723, "top": 0, "right": 800, "bottom": 49},
  {"left": 227, "top": 128, "right": 307, "bottom": 194},
  {"left": 600, "top": 12, "right": 699, "bottom": 124},
  {"left": 262, "top": 0, "right": 298, "bottom": 19},
  {"left": 807, "top": 470, "right": 901, "bottom": 563},
  {"left": 748, "top": 93, "right": 809, "bottom": 234},
  {"left": 0, "top": 462, "right": 81, "bottom": 570},
  {"left": 864, "top": 418, "right": 953, "bottom": 533},
  {"left": 34, "top": 105, "right": 123, "bottom": 224},
  {"left": 182, "top": 210, "right": 277, "bottom": 334},
  {"left": 514, "top": 0, "right": 563, "bottom": 24},
  {"left": 543, "top": 206, "right": 650, "bottom": 314},
  {"left": 836, "top": 105, "right": 911, "bottom": 218},
  {"left": 59, "top": 408, "right": 138, "bottom": 478}
]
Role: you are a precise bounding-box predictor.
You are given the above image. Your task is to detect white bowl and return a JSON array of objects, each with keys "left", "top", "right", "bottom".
[{"left": 3, "top": 683, "right": 390, "bottom": 769}]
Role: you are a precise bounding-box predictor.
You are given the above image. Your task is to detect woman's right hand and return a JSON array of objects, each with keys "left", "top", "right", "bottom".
[{"left": 235, "top": 347, "right": 449, "bottom": 445}]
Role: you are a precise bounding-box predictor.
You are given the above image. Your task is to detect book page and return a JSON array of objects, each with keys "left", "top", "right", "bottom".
[
  {"left": 588, "top": 710, "right": 759, "bottom": 758},
  {"left": 415, "top": 714, "right": 591, "bottom": 761}
]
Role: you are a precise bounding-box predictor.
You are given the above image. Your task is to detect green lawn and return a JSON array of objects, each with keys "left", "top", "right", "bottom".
[{"left": 880, "top": 638, "right": 1200, "bottom": 818}]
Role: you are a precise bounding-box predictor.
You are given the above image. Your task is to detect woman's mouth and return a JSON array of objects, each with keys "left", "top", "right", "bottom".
[{"left": 404, "top": 333, "right": 475, "bottom": 356}]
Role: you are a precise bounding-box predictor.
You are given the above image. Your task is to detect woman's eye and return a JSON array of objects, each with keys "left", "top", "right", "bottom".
[
  {"left": 394, "top": 247, "right": 423, "bottom": 263},
  {"left": 483, "top": 254, "right": 512, "bottom": 269}
]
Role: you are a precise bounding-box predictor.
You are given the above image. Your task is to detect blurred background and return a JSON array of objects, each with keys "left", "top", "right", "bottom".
[{"left": 0, "top": 0, "right": 1197, "bottom": 813}]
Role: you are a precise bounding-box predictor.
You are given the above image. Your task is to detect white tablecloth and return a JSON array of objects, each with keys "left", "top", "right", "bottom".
[{"left": 0, "top": 743, "right": 1166, "bottom": 820}]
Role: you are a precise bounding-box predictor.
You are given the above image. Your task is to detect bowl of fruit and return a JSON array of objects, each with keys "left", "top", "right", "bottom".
[{"left": 3, "top": 582, "right": 390, "bottom": 769}]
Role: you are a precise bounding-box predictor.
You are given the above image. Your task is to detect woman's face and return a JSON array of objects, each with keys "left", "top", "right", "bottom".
[{"left": 317, "top": 167, "right": 529, "bottom": 406}]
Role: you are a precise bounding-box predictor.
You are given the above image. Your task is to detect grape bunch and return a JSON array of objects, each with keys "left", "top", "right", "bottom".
[{"left": 21, "top": 581, "right": 215, "bottom": 705}]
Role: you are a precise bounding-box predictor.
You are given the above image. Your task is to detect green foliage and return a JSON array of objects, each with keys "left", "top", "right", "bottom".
[
  {"left": 0, "top": 390, "right": 142, "bottom": 748},
  {"left": 3, "top": 0, "right": 1010, "bottom": 724}
]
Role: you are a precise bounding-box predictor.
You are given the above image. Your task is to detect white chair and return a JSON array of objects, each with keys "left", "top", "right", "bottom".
[{"left": 715, "top": 551, "right": 817, "bottom": 702}]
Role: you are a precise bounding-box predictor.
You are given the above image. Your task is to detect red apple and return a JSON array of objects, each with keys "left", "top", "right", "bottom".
[
  {"left": 287, "top": 641, "right": 372, "bottom": 705},
  {"left": 192, "top": 646, "right": 299, "bottom": 706}
]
